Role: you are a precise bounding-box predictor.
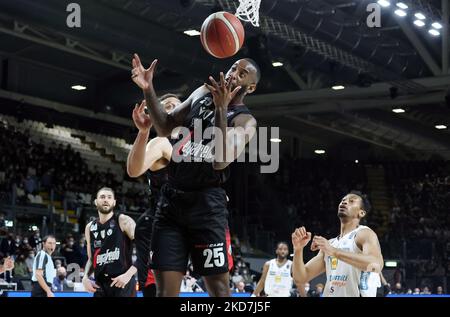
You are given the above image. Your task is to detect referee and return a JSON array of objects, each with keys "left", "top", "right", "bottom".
[{"left": 31, "top": 235, "right": 56, "bottom": 297}]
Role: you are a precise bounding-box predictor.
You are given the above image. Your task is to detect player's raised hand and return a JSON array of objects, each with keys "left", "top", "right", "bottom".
[
  {"left": 132, "top": 100, "right": 152, "bottom": 132},
  {"left": 204, "top": 72, "right": 241, "bottom": 109},
  {"left": 291, "top": 226, "right": 311, "bottom": 251},
  {"left": 131, "top": 53, "right": 158, "bottom": 91},
  {"left": 312, "top": 236, "right": 336, "bottom": 256}
]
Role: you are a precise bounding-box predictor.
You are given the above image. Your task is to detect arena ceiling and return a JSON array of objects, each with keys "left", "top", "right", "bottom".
[{"left": 0, "top": 0, "right": 450, "bottom": 159}]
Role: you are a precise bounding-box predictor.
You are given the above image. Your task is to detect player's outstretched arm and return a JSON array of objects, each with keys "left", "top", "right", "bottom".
[
  {"left": 131, "top": 53, "right": 194, "bottom": 137},
  {"left": 127, "top": 100, "right": 172, "bottom": 177}
]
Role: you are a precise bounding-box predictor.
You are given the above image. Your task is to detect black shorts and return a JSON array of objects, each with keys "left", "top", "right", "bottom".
[
  {"left": 134, "top": 210, "right": 154, "bottom": 288},
  {"left": 93, "top": 276, "right": 136, "bottom": 297},
  {"left": 142, "top": 283, "right": 156, "bottom": 297},
  {"left": 150, "top": 185, "right": 233, "bottom": 276},
  {"left": 31, "top": 282, "right": 51, "bottom": 297}
]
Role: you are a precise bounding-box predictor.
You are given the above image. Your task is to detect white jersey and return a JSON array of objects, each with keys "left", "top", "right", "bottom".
[
  {"left": 264, "top": 259, "right": 293, "bottom": 297},
  {"left": 323, "top": 225, "right": 381, "bottom": 297}
]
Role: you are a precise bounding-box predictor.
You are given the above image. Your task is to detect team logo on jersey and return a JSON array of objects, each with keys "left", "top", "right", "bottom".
[
  {"left": 330, "top": 256, "right": 338, "bottom": 270},
  {"left": 107, "top": 229, "right": 113, "bottom": 236},
  {"left": 90, "top": 223, "right": 97, "bottom": 231},
  {"left": 100, "top": 230, "right": 105, "bottom": 239},
  {"left": 199, "top": 96, "right": 213, "bottom": 108},
  {"left": 94, "top": 240, "right": 102, "bottom": 248},
  {"left": 275, "top": 275, "right": 282, "bottom": 283},
  {"left": 93, "top": 232, "right": 98, "bottom": 239}
]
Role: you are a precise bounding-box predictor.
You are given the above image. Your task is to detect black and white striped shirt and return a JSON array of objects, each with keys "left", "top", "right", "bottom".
[{"left": 31, "top": 250, "right": 56, "bottom": 284}]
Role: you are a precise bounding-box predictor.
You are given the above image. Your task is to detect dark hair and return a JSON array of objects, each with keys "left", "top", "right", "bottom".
[
  {"left": 244, "top": 58, "right": 261, "bottom": 84},
  {"left": 42, "top": 235, "right": 55, "bottom": 243},
  {"left": 276, "top": 241, "right": 289, "bottom": 249},
  {"left": 159, "top": 93, "right": 180, "bottom": 102},
  {"left": 349, "top": 191, "right": 371, "bottom": 214},
  {"left": 96, "top": 187, "right": 115, "bottom": 198}
]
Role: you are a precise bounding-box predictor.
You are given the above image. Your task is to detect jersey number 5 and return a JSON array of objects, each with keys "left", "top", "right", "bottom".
[{"left": 203, "top": 247, "right": 225, "bottom": 268}]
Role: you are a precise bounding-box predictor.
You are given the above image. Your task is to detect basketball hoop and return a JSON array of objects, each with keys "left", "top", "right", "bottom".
[{"left": 235, "top": 0, "right": 261, "bottom": 27}]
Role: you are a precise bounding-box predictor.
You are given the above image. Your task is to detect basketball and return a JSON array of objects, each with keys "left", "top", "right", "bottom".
[{"left": 200, "top": 11, "right": 245, "bottom": 59}]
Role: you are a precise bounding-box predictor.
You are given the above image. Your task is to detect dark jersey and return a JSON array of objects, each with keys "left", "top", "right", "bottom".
[
  {"left": 168, "top": 93, "right": 251, "bottom": 190},
  {"left": 89, "top": 213, "right": 132, "bottom": 280},
  {"left": 145, "top": 167, "right": 168, "bottom": 209}
]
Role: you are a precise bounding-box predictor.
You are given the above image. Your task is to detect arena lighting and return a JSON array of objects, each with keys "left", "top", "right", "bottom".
[
  {"left": 385, "top": 261, "right": 398, "bottom": 268},
  {"left": 332, "top": 85, "right": 345, "bottom": 90},
  {"left": 394, "top": 9, "right": 407, "bottom": 17},
  {"left": 355, "top": 160, "right": 359, "bottom": 164},
  {"left": 31, "top": 225, "right": 38, "bottom": 231},
  {"left": 270, "top": 138, "right": 282, "bottom": 143},
  {"left": 272, "top": 61, "right": 283, "bottom": 67},
  {"left": 396, "top": 2, "right": 408, "bottom": 9},
  {"left": 377, "top": 0, "right": 391, "bottom": 7},
  {"left": 392, "top": 108, "right": 406, "bottom": 113},
  {"left": 314, "top": 149, "right": 326, "bottom": 154},
  {"left": 415, "top": 12, "right": 426, "bottom": 20},
  {"left": 432, "top": 22, "right": 443, "bottom": 29},
  {"left": 183, "top": 29, "right": 200, "bottom": 36},
  {"left": 429, "top": 29, "right": 440, "bottom": 36},
  {"left": 71, "top": 85, "right": 86, "bottom": 90},
  {"left": 435, "top": 125, "right": 447, "bottom": 129},
  {"left": 414, "top": 20, "right": 425, "bottom": 27}
]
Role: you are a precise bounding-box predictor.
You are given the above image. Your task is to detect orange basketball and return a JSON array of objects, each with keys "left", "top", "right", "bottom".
[{"left": 200, "top": 11, "right": 245, "bottom": 59}]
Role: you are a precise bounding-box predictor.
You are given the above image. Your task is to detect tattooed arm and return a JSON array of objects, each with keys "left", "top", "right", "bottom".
[{"left": 119, "top": 214, "right": 136, "bottom": 240}]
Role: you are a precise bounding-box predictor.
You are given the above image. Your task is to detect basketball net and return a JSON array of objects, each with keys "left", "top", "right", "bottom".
[{"left": 235, "top": 0, "right": 261, "bottom": 27}]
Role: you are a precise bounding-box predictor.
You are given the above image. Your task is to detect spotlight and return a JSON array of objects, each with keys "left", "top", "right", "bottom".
[
  {"left": 415, "top": 13, "right": 426, "bottom": 20},
  {"left": 377, "top": 0, "right": 390, "bottom": 7},
  {"left": 429, "top": 29, "right": 440, "bottom": 36}
]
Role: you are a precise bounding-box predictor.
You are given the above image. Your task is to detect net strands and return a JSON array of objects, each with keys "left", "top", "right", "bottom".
[{"left": 235, "top": 0, "right": 261, "bottom": 27}]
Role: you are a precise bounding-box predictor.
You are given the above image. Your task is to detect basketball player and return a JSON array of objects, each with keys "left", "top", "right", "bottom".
[
  {"left": 252, "top": 242, "right": 294, "bottom": 297},
  {"left": 82, "top": 187, "right": 137, "bottom": 297},
  {"left": 131, "top": 54, "right": 259, "bottom": 296},
  {"left": 291, "top": 192, "right": 383, "bottom": 297},
  {"left": 127, "top": 94, "right": 181, "bottom": 297}
]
